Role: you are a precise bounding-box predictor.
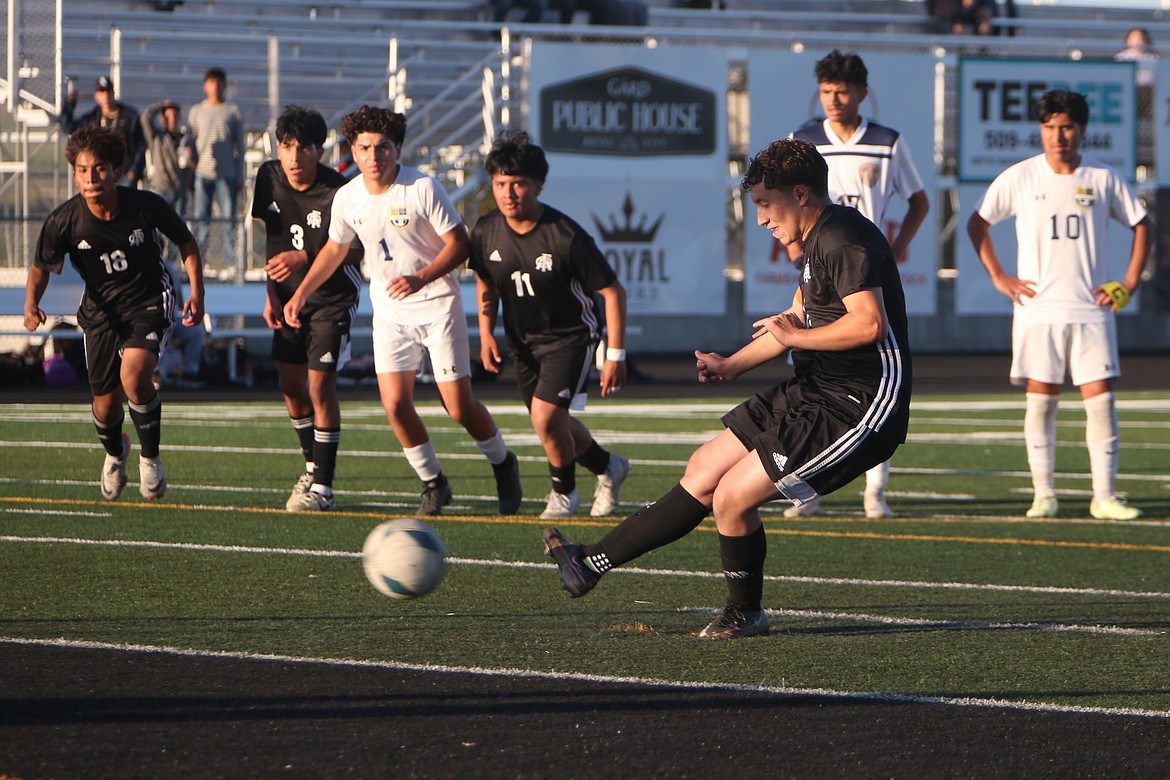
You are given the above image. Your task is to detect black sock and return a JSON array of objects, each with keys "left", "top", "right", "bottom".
[
  {"left": 93, "top": 406, "right": 126, "bottom": 457},
  {"left": 584, "top": 483, "right": 710, "bottom": 570},
  {"left": 128, "top": 393, "right": 162, "bottom": 459},
  {"left": 550, "top": 462, "right": 576, "bottom": 494},
  {"left": 718, "top": 524, "right": 767, "bottom": 611},
  {"left": 291, "top": 414, "right": 315, "bottom": 466},
  {"left": 575, "top": 439, "right": 610, "bottom": 475},
  {"left": 313, "top": 427, "right": 340, "bottom": 489}
]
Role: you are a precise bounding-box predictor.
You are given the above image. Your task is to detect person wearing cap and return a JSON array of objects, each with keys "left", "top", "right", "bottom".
[
  {"left": 59, "top": 75, "right": 147, "bottom": 187},
  {"left": 187, "top": 67, "right": 246, "bottom": 272},
  {"left": 141, "top": 98, "right": 194, "bottom": 215}
]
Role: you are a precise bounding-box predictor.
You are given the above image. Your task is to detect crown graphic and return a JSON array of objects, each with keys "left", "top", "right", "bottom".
[{"left": 593, "top": 193, "right": 663, "bottom": 244}]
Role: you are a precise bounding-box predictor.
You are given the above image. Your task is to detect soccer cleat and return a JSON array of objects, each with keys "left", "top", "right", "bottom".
[
  {"left": 783, "top": 496, "right": 821, "bottom": 518},
  {"left": 864, "top": 491, "right": 894, "bottom": 518},
  {"left": 285, "top": 471, "right": 315, "bottom": 510},
  {"left": 698, "top": 606, "right": 771, "bottom": 640},
  {"left": 590, "top": 453, "right": 630, "bottom": 516},
  {"left": 539, "top": 488, "right": 579, "bottom": 519},
  {"left": 492, "top": 451, "right": 523, "bottom": 515},
  {"left": 100, "top": 434, "right": 131, "bottom": 501},
  {"left": 1025, "top": 493, "right": 1058, "bottom": 518},
  {"left": 1089, "top": 495, "right": 1142, "bottom": 521},
  {"left": 418, "top": 474, "right": 453, "bottom": 516},
  {"left": 543, "top": 527, "right": 600, "bottom": 598},
  {"left": 138, "top": 455, "right": 167, "bottom": 501},
  {"left": 286, "top": 489, "right": 336, "bottom": 512}
]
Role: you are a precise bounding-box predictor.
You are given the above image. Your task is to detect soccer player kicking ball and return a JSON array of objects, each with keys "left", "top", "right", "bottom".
[
  {"left": 545, "top": 138, "right": 912, "bottom": 639},
  {"left": 283, "top": 106, "right": 521, "bottom": 516},
  {"left": 968, "top": 89, "right": 1149, "bottom": 521},
  {"left": 252, "top": 105, "right": 364, "bottom": 512},
  {"left": 25, "top": 126, "right": 204, "bottom": 501}
]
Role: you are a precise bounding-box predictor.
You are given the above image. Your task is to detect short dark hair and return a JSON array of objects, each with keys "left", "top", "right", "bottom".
[
  {"left": 1035, "top": 90, "right": 1089, "bottom": 127},
  {"left": 65, "top": 126, "right": 127, "bottom": 169},
  {"left": 339, "top": 105, "right": 406, "bottom": 146},
  {"left": 276, "top": 105, "right": 328, "bottom": 147},
  {"left": 814, "top": 49, "right": 868, "bottom": 88},
  {"left": 204, "top": 67, "right": 227, "bottom": 83},
  {"left": 484, "top": 131, "right": 549, "bottom": 183},
  {"left": 741, "top": 137, "right": 829, "bottom": 198}
]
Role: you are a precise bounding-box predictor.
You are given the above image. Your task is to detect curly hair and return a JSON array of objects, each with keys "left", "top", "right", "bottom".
[
  {"left": 814, "top": 49, "right": 868, "bottom": 88},
  {"left": 1035, "top": 90, "right": 1089, "bottom": 126},
  {"left": 741, "top": 138, "right": 829, "bottom": 197},
  {"left": 65, "top": 126, "right": 127, "bottom": 170},
  {"left": 484, "top": 130, "right": 550, "bottom": 183},
  {"left": 339, "top": 105, "right": 406, "bottom": 145}
]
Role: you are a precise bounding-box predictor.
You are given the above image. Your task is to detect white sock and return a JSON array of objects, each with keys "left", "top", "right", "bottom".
[
  {"left": 1083, "top": 392, "right": 1118, "bottom": 502},
  {"left": 403, "top": 441, "right": 441, "bottom": 482},
  {"left": 1024, "top": 393, "right": 1059, "bottom": 496},
  {"left": 865, "top": 460, "right": 890, "bottom": 493},
  {"left": 475, "top": 430, "right": 509, "bottom": 466}
]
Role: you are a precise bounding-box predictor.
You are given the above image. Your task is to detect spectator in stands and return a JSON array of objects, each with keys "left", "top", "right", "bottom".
[
  {"left": 926, "top": 0, "right": 997, "bottom": 36},
  {"left": 1115, "top": 27, "right": 1158, "bottom": 89},
  {"left": 558, "top": 0, "right": 647, "bottom": 25},
  {"left": 25, "top": 126, "right": 204, "bottom": 502},
  {"left": 252, "top": 105, "right": 362, "bottom": 513},
  {"left": 59, "top": 76, "right": 147, "bottom": 188},
  {"left": 492, "top": 0, "right": 547, "bottom": 23},
  {"left": 282, "top": 105, "right": 523, "bottom": 518},
  {"left": 187, "top": 67, "right": 246, "bottom": 274},
  {"left": 140, "top": 99, "right": 194, "bottom": 217}
]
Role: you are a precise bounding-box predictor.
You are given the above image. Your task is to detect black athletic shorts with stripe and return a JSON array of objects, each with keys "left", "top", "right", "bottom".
[
  {"left": 84, "top": 309, "right": 173, "bottom": 396},
  {"left": 512, "top": 339, "right": 596, "bottom": 410},
  {"left": 722, "top": 374, "right": 910, "bottom": 507},
  {"left": 271, "top": 303, "right": 353, "bottom": 373}
]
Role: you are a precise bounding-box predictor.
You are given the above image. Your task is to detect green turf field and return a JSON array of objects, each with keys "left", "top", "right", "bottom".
[{"left": 2, "top": 393, "right": 1168, "bottom": 714}]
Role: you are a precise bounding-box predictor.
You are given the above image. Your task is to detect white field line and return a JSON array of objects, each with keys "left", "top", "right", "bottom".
[
  {"left": 4, "top": 533, "right": 1170, "bottom": 609},
  {"left": 1, "top": 635, "right": 1167, "bottom": 720}
]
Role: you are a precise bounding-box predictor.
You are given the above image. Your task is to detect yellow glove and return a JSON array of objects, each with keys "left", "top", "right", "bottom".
[{"left": 1100, "top": 281, "right": 1131, "bottom": 311}]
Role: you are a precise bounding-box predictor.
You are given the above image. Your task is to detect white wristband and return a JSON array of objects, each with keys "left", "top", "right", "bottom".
[{"left": 606, "top": 347, "right": 627, "bottom": 362}]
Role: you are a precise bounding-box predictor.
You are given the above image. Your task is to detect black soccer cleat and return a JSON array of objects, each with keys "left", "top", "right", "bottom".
[
  {"left": 493, "top": 451, "right": 523, "bottom": 515},
  {"left": 698, "top": 606, "right": 771, "bottom": 640},
  {"left": 418, "top": 473, "right": 453, "bottom": 516},
  {"left": 543, "top": 527, "right": 600, "bottom": 598}
]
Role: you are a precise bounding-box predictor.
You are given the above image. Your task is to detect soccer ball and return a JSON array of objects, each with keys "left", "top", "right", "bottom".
[{"left": 361, "top": 519, "right": 448, "bottom": 600}]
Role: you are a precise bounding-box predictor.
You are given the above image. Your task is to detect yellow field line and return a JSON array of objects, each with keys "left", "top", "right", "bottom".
[{"left": 4, "top": 496, "right": 1169, "bottom": 554}]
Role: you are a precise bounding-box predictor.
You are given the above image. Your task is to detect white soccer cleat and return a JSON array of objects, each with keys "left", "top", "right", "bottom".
[
  {"left": 591, "top": 453, "right": 630, "bottom": 516},
  {"left": 864, "top": 491, "right": 894, "bottom": 518},
  {"left": 1089, "top": 495, "right": 1142, "bottom": 521},
  {"left": 1025, "top": 493, "right": 1058, "bottom": 518},
  {"left": 286, "top": 489, "right": 336, "bottom": 512},
  {"left": 783, "top": 496, "right": 820, "bottom": 517},
  {"left": 100, "top": 434, "right": 131, "bottom": 501},
  {"left": 138, "top": 455, "right": 167, "bottom": 501},
  {"left": 540, "top": 488, "right": 580, "bottom": 519},
  {"left": 285, "top": 470, "right": 314, "bottom": 510}
]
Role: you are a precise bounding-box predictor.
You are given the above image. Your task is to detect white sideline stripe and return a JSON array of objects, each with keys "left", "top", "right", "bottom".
[
  {"left": 1, "top": 635, "right": 1166, "bottom": 720},
  {"left": 6, "top": 535, "right": 1170, "bottom": 604},
  {"left": 676, "top": 607, "right": 1158, "bottom": 637},
  {"left": 2, "top": 509, "right": 111, "bottom": 518}
]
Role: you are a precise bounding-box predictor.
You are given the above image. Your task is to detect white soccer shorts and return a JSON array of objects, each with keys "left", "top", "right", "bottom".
[
  {"left": 372, "top": 312, "right": 471, "bottom": 381},
  {"left": 1010, "top": 319, "right": 1119, "bottom": 387}
]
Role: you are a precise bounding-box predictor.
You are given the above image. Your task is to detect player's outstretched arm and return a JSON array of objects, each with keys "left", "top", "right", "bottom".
[
  {"left": 597, "top": 281, "right": 627, "bottom": 397},
  {"left": 179, "top": 238, "right": 205, "bottom": 325},
  {"left": 890, "top": 189, "right": 929, "bottom": 263},
  {"left": 476, "top": 276, "right": 503, "bottom": 374},
  {"left": 284, "top": 238, "right": 351, "bottom": 327},
  {"left": 386, "top": 225, "right": 471, "bottom": 301},
  {"left": 23, "top": 264, "right": 50, "bottom": 331}
]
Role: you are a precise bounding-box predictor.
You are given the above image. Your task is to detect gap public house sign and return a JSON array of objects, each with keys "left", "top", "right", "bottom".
[{"left": 539, "top": 66, "right": 717, "bottom": 156}]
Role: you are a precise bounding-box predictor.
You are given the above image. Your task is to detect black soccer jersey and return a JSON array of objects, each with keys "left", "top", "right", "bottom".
[
  {"left": 796, "top": 204, "right": 912, "bottom": 407},
  {"left": 251, "top": 160, "right": 361, "bottom": 311},
  {"left": 468, "top": 206, "right": 617, "bottom": 350},
  {"left": 34, "top": 187, "right": 192, "bottom": 333}
]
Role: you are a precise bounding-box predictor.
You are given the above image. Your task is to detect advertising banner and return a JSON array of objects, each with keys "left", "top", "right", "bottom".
[
  {"left": 745, "top": 50, "right": 938, "bottom": 316},
  {"left": 527, "top": 42, "right": 729, "bottom": 313},
  {"left": 958, "top": 58, "right": 1136, "bottom": 183}
]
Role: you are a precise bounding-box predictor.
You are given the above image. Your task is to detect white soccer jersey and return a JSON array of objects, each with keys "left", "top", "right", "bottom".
[
  {"left": 329, "top": 165, "right": 463, "bottom": 324},
  {"left": 792, "top": 118, "right": 924, "bottom": 225},
  {"left": 976, "top": 154, "right": 1147, "bottom": 325}
]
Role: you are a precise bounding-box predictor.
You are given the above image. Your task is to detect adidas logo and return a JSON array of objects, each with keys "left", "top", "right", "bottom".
[
  {"left": 146, "top": 332, "right": 159, "bottom": 342},
  {"left": 319, "top": 352, "right": 335, "bottom": 364},
  {"left": 268, "top": 202, "right": 280, "bottom": 213},
  {"left": 78, "top": 240, "right": 92, "bottom": 250},
  {"left": 557, "top": 388, "right": 572, "bottom": 399},
  {"left": 772, "top": 452, "right": 787, "bottom": 471},
  {"left": 489, "top": 249, "right": 503, "bottom": 262}
]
